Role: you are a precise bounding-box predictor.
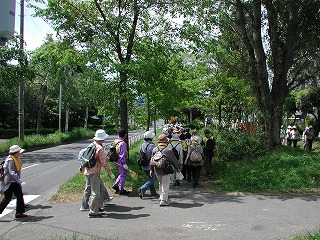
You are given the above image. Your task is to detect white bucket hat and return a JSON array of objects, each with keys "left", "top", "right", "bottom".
[
  {"left": 143, "top": 131, "right": 155, "bottom": 139},
  {"left": 93, "top": 129, "right": 109, "bottom": 141},
  {"left": 9, "top": 145, "right": 25, "bottom": 154}
]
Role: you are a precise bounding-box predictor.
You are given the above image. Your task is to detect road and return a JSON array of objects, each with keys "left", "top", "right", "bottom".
[{"left": 0, "top": 129, "right": 320, "bottom": 240}]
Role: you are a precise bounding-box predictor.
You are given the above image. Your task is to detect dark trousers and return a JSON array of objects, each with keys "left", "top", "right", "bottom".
[
  {"left": 191, "top": 166, "right": 202, "bottom": 187},
  {"left": 0, "top": 182, "right": 25, "bottom": 214},
  {"left": 204, "top": 153, "right": 214, "bottom": 177}
]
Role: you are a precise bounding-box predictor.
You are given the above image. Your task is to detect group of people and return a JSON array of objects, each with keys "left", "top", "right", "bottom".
[
  {"left": 137, "top": 126, "right": 217, "bottom": 206},
  {"left": 281, "top": 124, "right": 314, "bottom": 150},
  {"left": 0, "top": 126, "right": 217, "bottom": 219}
]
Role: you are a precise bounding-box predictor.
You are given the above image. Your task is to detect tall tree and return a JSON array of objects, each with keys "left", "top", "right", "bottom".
[{"left": 177, "top": 0, "right": 320, "bottom": 147}]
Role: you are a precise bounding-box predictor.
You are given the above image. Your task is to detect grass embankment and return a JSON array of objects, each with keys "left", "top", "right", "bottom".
[{"left": 0, "top": 128, "right": 96, "bottom": 154}]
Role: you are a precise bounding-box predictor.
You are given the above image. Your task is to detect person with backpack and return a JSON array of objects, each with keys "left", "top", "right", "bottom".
[
  {"left": 77, "top": 148, "right": 113, "bottom": 212},
  {"left": 167, "top": 133, "right": 184, "bottom": 186},
  {"left": 185, "top": 136, "right": 204, "bottom": 188},
  {"left": 202, "top": 129, "right": 216, "bottom": 179},
  {"left": 150, "top": 134, "right": 180, "bottom": 206},
  {"left": 83, "top": 129, "right": 115, "bottom": 218},
  {"left": 0, "top": 145, "right": 28, "bottom": 218},
  {"left": 112, "top": 129, "right": 130, "bottom": 195},
  {"left": 137, "top": 131, "right": 158, "bottom": 199}
]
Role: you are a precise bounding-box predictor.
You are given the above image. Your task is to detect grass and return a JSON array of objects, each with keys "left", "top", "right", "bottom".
[
  {"left": 205, "top": 142, "right": 320, "bottom": 194},
  {"left": 289, "top": 230, "right": 320, "bottom": 240},
  {"left": 0, "top": 128, "right": 95, "bottom": 154}
]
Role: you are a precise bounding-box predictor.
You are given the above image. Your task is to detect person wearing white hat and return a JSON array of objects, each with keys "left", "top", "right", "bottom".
[
  {"left": 138, "top": 131, "right": 158, "bottom": 199},
  {"left": 83, "top": 129, "right": 115, "bottom": 218},
  {"left": 167, "top": 133, "right": 184, "bottom": 186},
  {"left": 290, "top": 125, "right": 300, "bottom": 147},
  {"left": 305, "top": 125, "right": 314, "bottom": 151},
  {"left": 286, "top": 125, "right": 292, "bottom": 146},
  {"left": 0, "top": 145, "right": 28, "bottom": 218}
]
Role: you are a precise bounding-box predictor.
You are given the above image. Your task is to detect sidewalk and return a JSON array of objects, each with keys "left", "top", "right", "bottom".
[{"left": 1, "top": 179, "right": 320, "bottom": 240}]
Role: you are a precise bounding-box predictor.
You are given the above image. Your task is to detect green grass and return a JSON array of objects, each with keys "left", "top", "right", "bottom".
[
  {"left": 0, "top": 128, "right": 95, "bottom": 154},
  {"left": 289, "top": 230, "right": 320, "bottom": 240},
  {"left": 206, "top": 144, "right": 320, "bottom": 194}
]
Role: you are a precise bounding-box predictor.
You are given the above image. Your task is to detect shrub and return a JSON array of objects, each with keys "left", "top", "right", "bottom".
[
  {"left": 188, "top": 119, "right": 204, "bottom": 130},
  {"left": 215, "top": 129, "right": 268, "bottom": 162}
]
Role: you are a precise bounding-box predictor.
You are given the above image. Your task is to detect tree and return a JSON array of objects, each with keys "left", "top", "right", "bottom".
[{"left": 177, "top": 0, "right": 320, "bottom": 147}]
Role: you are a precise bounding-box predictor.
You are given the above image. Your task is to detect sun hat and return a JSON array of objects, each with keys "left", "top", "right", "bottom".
[
  {"left": 93, "top": 129, "right": 109, "bottom": 141},
  {"left": 287, "top": 125, "right": 292, "bottom": 129},
  {"left": 9, "top": 145, "right": 25, "bottom": 154},
  {"left": 191, "top": 135, "right": 201, "bottom": 143},
  {"left": 144, "top": 131, "right": 155, "bottom": 139},
  {"left": 292, "top": 125, "right": 297, "bottom": 129},
  {"left": 171, "top": 134, "right": 180, "bottom": 141},
  {"left": 309, "top": 125, "right": 313, "bottom": 129},
  {"left": 157, "top": 134, "right": 168, "bottom": 143}
]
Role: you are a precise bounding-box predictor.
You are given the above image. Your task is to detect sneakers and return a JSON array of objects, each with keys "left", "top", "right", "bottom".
[
  {"left": 80, "top": 207, "right": 89, "bottom": 211},
  {"left": 112, "top": 185, "right": 120, "bottom": 194},
  {"left": 15, "top": 213, "right": 28, "bottom": 218},
  {"left": 159, "top": 201, "right": 169, "bottom": 206},
  {"left": 103, "top": 197, "right": 113, "bottom": 206},
  {"left": 138, "top": 188, "right": 143, "bottom": 199},
  {"left": 119, "top": 189, "right": 129, "bottom": 195},
  {"left": 88, "top": 212, "right": 104, "bottom": 218}
]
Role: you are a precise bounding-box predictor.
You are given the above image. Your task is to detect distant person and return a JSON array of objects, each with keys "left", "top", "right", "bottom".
[
  {"left": 280, "top": 125, "right": 286, "bottom": 145},
  {"left": 138, "top": 131, "right": 158, "bottom": 199},
  {"left": 202, "top": 129, "right": 216, "bottom": 179},
  {"left": 290, "top": 125, "right": 300, "bottom": 148},
  {"left": 184, "top": 131, "right": 192, "bottom": 181},
  {"left": 305, "top": 126, "right": 314, "bottom": 151},
  {"left": 150, "top": 134, "right": 180, "bottom": 206},
  {"left": 167, "top": 133, "right": 183, "bottom": 186},
  {"left": 286, "top": 125, "right": 292, "bottom": 146},
  {"left": 0, "top": 145, "right": 28, "bottom": 218},
  {"left": 185, "top": 136, "right": 204, "bottom": 188},
  {"left": 83, "top": 130, "right": 115, "bottom": 217},
  {"left": 112, "top": 129, "right": 130, "bottom": 195}
]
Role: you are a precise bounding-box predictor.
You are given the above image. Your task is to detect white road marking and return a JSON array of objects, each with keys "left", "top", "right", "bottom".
[
  {"left": 22, "top": 164, "right": 39, "bottom": 170},
  {"left": 0, "top": 195, "right": 40, "bottom": 218}
]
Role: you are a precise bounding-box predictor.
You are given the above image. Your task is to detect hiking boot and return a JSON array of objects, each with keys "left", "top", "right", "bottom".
[
  {"left": 138, "top": 188, "right": 143, "bottom": 199},
  {"left": 80, "top": 207, "right": 89, "bottom": 211},
  {"left": 88, "top": 212, "right": 104, "bottom": 218},
  {"left": 112, "top": 185, "right": 120, "bottom": 194},
  {"left": 119, "top": 189, "right": 129, "bottom": 195}
]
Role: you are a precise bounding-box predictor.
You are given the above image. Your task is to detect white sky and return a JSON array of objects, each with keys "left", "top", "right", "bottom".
[{"left": 15, "top": 1, "right": 55, "bottom": 51}]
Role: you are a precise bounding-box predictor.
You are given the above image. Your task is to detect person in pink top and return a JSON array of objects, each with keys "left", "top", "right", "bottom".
[{"left": 84, "top": 129, "right": 115, "bottom": 218}]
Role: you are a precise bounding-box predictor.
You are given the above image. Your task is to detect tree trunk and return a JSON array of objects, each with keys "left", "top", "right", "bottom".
[
  {"left": 36, "top": 79, "right": 48, "bottom": 134},
  {"left": 146, "top": 96, "right": 151, "bottom": 131},
  {"left": 65, "top": 105, "right": 69, "bottom": 133}
]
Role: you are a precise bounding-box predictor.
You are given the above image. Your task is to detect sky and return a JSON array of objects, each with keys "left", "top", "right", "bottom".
[{"left": 15, "top": 1, "right": 55, "bottom": 51}]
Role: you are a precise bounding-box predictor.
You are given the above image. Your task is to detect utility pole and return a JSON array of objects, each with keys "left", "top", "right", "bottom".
[{"left": 18, "top": 0, "right": 25, "bottom": 140}]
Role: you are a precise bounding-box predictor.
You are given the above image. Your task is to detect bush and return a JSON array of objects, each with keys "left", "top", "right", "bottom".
[
  {"left": 188, "top": 119, "right": 204, "bottom": 130},
  {"left": 215, "top": 129, "right": 268, "bottom": 162}
]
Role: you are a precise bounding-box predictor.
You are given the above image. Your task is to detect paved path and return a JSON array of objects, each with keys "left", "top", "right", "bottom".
[{"left": 0, "top": 135, "right": 320, "bottom": 240}]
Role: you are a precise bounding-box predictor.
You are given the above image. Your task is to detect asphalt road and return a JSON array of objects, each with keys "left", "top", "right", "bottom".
[{"left": 0, "top": 130, "right": 320, "bottom": 240}]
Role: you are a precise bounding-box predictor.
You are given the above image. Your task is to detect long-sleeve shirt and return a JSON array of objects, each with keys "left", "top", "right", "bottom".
[
  {"left": 115, "top": 137, "right": 127, "bottom": 165},
  {"left": 1, "top": 156, "right": 23, "bottom": 192},
  {"left": 84, "top": 141, "right": 111, "bottom": 176}
]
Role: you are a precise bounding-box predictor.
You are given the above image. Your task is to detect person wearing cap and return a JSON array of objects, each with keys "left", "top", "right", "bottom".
[
  {"left": 167, "top": 133, "right": 184, "bottom": 186},
  {"left": 84, "top": 129, "right": 115, "bottom": 218},
  {"left": 185, "top": 135, "right": 204, "bottom": 188},
  {"left": 150, "top": 134, "right": 180, "bottom": 206},
  {"left": 290, "top": 125, "right": 300, "bottom": 148},
  {"left": 0, "top": 145, "right": 28, "bottom": 218},
  {"left": 138, "top": 131, "right": 158, "bottom": 199},
  {"left": 112, "top": 129, "right": 130, "bottom": 195},
  {"left": 286, "top": 125, "right": 292, "bottom": 146},
  {"left": 305, "top": 126, "right": 314, "bottom": 151}
]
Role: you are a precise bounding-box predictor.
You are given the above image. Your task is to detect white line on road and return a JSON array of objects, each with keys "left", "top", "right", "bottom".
[
  {"left": 22, "top": 164, "right": 39, "bottom": 170},
  {"left": 0, "top": 195, "right": 40, "bottom": 218}
]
